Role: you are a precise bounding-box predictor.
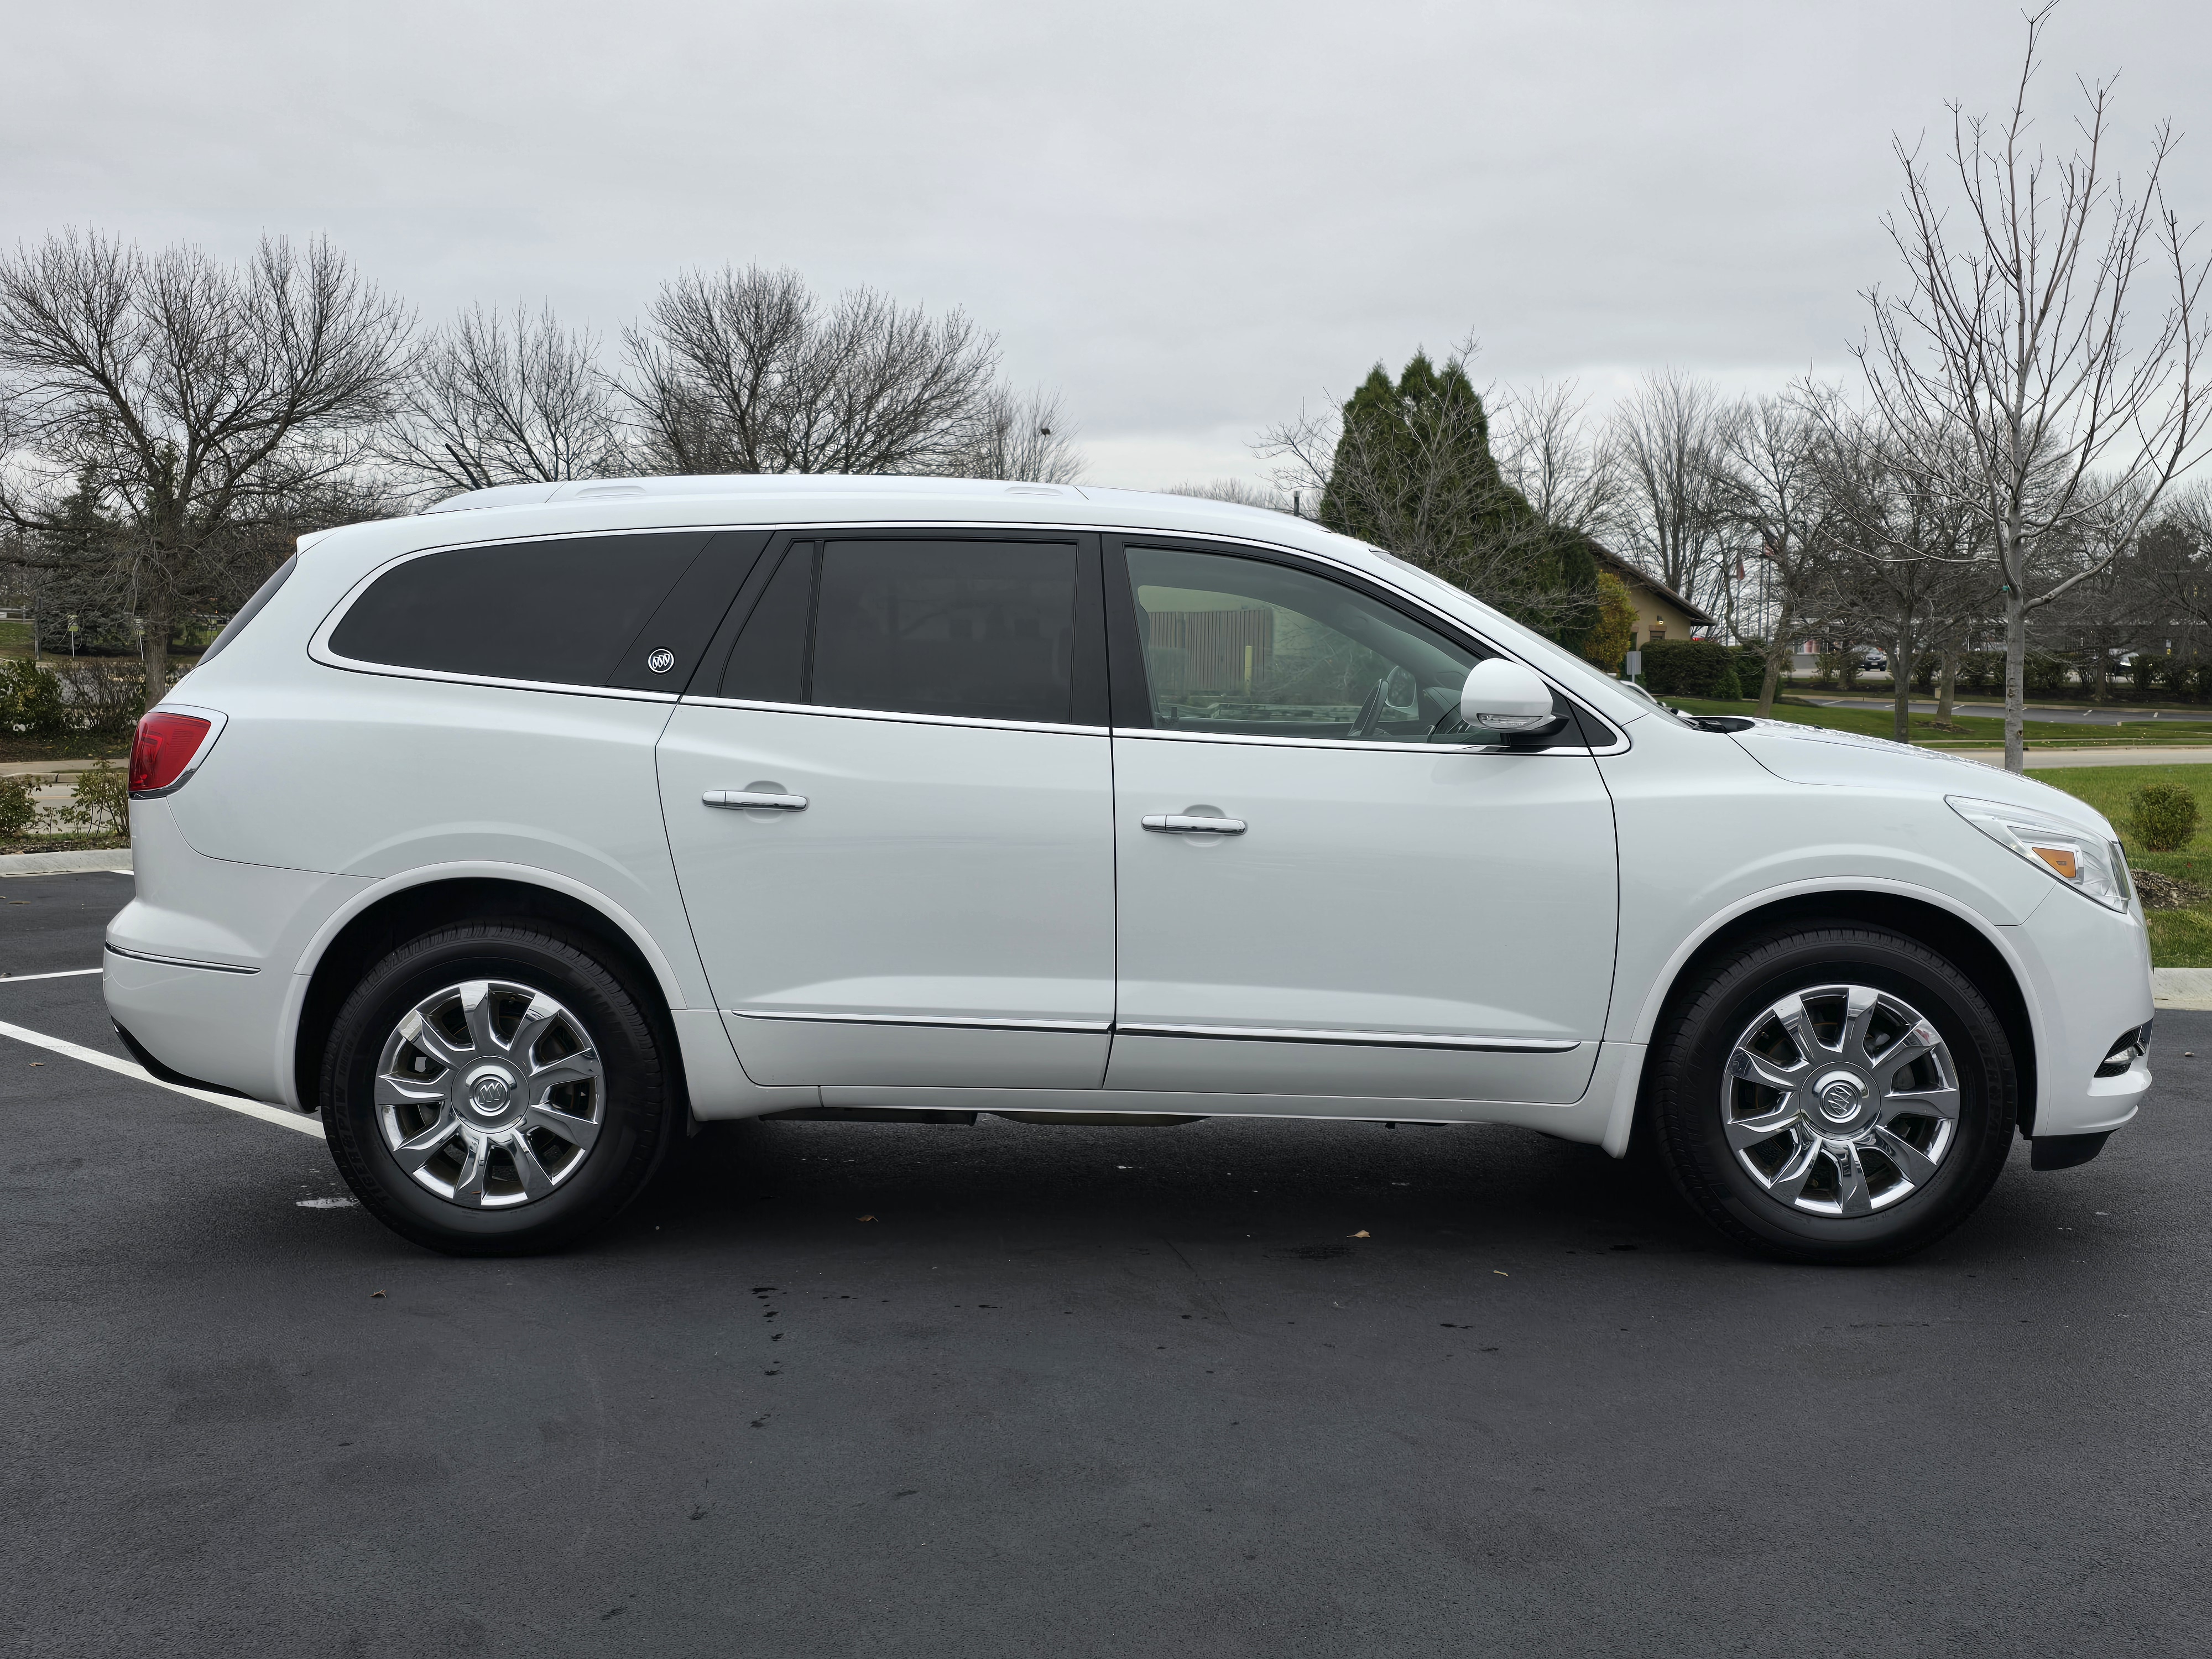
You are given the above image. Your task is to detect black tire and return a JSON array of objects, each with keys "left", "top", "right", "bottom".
[
  {"left": 321, "top": 922, "right": 679, "bottom": 1255},
  {"left": 1648, "top": 921, "right": 2017, "bottom": 1264}
]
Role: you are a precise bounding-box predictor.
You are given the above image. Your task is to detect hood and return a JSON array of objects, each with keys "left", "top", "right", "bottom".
[{"left": 1725, "top": 719, "right": 2118, "bottom": 837}]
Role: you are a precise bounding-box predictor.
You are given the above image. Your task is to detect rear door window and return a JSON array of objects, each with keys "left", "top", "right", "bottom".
[
  {"left": 714, "top": 536, "right": 1092, "bottom": 726},
  {"left": 814, "top": 539, "right": 1078, "bottom": 723},
  {"left": 328, "top": 532, "right": 713, "bottom": 687}
]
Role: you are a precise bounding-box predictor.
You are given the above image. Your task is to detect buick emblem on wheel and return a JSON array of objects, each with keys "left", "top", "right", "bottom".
[{"left": 646, "top": 648, "right": 676, "bottom": 674}]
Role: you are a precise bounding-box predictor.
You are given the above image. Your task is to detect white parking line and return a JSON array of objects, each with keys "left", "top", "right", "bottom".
[
  {"left": 0, "top": 1016, "right": 325, "bottom": 1139},
  {"left": 0, "top": 968, "right": 106, "bottom": 983}
]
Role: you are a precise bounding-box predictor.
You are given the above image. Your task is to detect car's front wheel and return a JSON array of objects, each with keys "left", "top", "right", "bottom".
[
  {"left": 321, "top": 922, "right": 678, "bottom": 1255},
  {"left": 1647, "top": 921, "right": 2018, "bottom": 1263}
]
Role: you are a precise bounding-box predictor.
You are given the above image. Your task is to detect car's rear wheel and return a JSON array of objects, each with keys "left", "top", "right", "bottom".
[
  {"left": 321, "top": 922, "right": 677, "bottom": 1255},
  {"left": 1648, "top": 921, "right": 2018, "bottom": 1263}
]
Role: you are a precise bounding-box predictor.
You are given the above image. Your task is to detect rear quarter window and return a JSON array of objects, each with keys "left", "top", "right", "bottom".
[{"left": 327, "top": 533, "right": 712, "bottom": 687}]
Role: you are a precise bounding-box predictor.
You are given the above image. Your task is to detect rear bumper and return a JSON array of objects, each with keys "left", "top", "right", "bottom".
[
  {"left": 103, "top": 942, "right": 297, "bottom": 1106},
  {"left": 102, "top": 798, "right": 369, "bottom": 1110}
]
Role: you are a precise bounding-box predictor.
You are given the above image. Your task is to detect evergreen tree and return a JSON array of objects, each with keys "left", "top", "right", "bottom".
[{"left": 1317, "top": 353, "right": 1597, "bottom": 645}]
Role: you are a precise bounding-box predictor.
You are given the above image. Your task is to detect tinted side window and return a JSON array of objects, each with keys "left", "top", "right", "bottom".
[
  {"left": 719, "top": 542, "right": 815, "bottom": 703},
  {"left": 1124, "top": 545, "right": 1516, "bottom": 744},
  {"left": 811, "top": 540, "right": 1078, "bottom": 724},
  {"left": 329, "top": 533, "right": 709, "bottom": 686}
]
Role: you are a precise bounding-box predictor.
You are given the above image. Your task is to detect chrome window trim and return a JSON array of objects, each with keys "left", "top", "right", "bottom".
[
  {"left": 1115, "top": 1022, "right": 1582, "bottom": 1053},
  {"left": 128, "top": 704, "right": 231, "bottom": 798},
  {"left": 104, "top": 942, "right": 260, "bottom": 976},
  {"left": 679, "top": 693, "right": 1105, "bottom": 739},
  {"left": 732, "top": 1009, "right": 1111, "bottom": 1035},
  {"left": 1107, "top": 725, "right": 1626, "bottom": 758}
]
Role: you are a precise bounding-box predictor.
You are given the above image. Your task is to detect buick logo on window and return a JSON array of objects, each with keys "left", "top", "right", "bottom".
[{"left": 646, "top": 648, "right": 676, "bottom": 675}]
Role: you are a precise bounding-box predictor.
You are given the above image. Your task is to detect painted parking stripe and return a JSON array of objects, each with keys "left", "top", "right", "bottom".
[
  {"left": 0, "top": 968, "right": 106, "bottom": 983},
  {"left": 0, "top": 1017, "right": 325, "bottom": 1139}
]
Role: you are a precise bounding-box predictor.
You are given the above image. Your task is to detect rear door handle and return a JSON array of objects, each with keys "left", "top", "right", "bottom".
[
  {"left": 1142, "top": 814, "right": 1246, "bottom": 834},
  {"left": 704, "top": 791, "right": 808, "bottom": 811}
]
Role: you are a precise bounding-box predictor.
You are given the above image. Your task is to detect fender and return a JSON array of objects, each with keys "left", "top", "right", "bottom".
[
  {"left": 1601, "top": 875, "right": 2044, "bottom": 1156},
  {"left": 272, "top": 858, "right": 710, "bottom": 1111}
]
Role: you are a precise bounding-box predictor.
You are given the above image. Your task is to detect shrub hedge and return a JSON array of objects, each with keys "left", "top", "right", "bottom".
[
  {"left": 1639, "top": 639, "right": 1743, "bottom": 699},
  {"left": 2134, "top": 781, "right": 2201, "bottom": 853}
]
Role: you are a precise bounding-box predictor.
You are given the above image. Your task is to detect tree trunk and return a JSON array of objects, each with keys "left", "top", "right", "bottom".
[
  {"left": 1889, "top": 638, "right": 1913, "bottom": 743},
  {"left": 1757, "top": 647, "right": 1783, "bottom": 718},
  {"left": 1937, "top": 646, "right": 1959, "bottom": 725},
  {"left": 2004, "top": 592, "right": 2028, "bottom": 773},
  {"left": 141, "top": 591, "right": 169, "bottom": 718},
  {"left": 1757, "top": 615, "right": 1790, "bottom": 718}
]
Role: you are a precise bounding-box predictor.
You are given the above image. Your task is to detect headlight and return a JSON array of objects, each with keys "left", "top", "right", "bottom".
[{"left": 1947, "top": 796, "right": 2133, "bottom": 912}]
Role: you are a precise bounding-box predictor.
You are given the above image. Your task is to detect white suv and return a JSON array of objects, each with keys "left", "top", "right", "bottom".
[{"left": 106, "top": 477, "right": 2154, "bottom": 1261}]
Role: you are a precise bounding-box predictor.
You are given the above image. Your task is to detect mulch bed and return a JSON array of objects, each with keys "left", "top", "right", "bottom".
[
  {"left": 0, "top": 738, "right": 128, "bottom": 764},
  {"left": 0, "top": 834, "right": 129, "bottom": 857},
  {"left": 2132, "top": 868, "right": 2211, "bottom": 911}
]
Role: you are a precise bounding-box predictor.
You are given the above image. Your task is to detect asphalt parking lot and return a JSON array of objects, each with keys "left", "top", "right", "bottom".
[{"left": 4, "top": 871, "right": 2209, "bottom": 1658}]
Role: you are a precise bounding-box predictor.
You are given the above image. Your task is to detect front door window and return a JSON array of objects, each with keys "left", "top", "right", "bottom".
[{"left": 1124, "top": 545, "right": 1538, "bottom": 746}]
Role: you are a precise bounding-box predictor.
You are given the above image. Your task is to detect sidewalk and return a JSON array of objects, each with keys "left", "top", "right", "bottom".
[
  {"left": 2154, "top": 969, "right": 2212, "bottom": 1010},
  {"left": 0, "top": 758, "right": 116, "bottom": 777},
  {"left": 0, "top": 847, "right": 132, "bottom": 877},
  {"left": 1961, "top": 748, "right": 2212, "bottom": 769}
]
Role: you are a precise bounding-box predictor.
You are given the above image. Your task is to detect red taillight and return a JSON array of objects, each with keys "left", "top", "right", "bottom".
[{"left": 129, "top": 711, "right": 214, "bottom": 795}]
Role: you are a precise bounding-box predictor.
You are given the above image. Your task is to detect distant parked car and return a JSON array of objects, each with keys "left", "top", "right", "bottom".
[{"left": 106, "top": 476, "right": 2154, "bottom": 1263}]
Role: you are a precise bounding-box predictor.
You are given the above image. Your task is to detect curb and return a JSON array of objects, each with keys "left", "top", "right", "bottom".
[
  {"left": 2152, "top": 968, "right": 2212, "bottom": 1011},
  {"left": 0, "top": 848, "right": 133, "bottom": 878}
]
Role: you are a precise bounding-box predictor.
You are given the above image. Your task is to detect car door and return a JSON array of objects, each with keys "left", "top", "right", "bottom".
[
  {"left": 658, "top": 530, "right": 1116, "bottom": 1089},
  {"left": 1103, "top": 538, "right": 1619, "bottom": 1104}
]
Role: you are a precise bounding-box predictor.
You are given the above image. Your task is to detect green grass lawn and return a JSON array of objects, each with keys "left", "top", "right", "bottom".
[
  {"left": 0, "top": 620, "right": 30, "bottom": 658},
  {"left": 1666, "top": 693, "right": 2212, "bottom": 749},
  {"left": 2024, "top": 764, "right": 2212, "bottom": 967}
]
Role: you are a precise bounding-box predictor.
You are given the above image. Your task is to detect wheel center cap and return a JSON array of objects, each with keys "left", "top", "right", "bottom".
[
  {"left": 462, "top": 1065, "right": 518, "bottom": 1120},
  {"left": 1812, "top": 1068, "right": 1870, "bottom": 1126}
]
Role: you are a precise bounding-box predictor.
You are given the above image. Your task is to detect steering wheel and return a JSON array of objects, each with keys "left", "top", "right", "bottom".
[{"left": 1348, "top": 676, "right": 1388, "bottom": 740}]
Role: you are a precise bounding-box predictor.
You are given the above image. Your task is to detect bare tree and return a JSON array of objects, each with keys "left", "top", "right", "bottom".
[
  {"left": 2136, "top": 478, "right": 2212, "bottom": 657},
  {"left": 957, "top": 384, "right": 1084, "bottom": 483},
  {"left": 1165, "top": 478, "right": 1294, "bottom": 512},
  {"left": 1814, "top": 414, "right": 1990, "bottom": 740},
  {"left": 1714, "top": 390, "right": 1835, "bottom": 715},
  {"left": 1856, "top": 3, "right": 2212, "bottom": 769},
  {"left": 1610, "top": 369, "right": 1734, "bottom": 624},
  {"left": 620, "top": 264, "right": 1010, "bottom": 477},
  {"left": 1490, "top": 378, "right": 1623, "bottom": 539},
  {"left": 0, "top": 229, "right": 409, "bottom": 708},
  {"left": 385, "top": 302, "right": 621, "bottom": 494}
]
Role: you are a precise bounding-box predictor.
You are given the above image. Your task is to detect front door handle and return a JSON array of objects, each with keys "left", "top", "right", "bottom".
[
  {"left": 705, "top": 790, "right": 808, "bottom": 811},
  {"left": 1142, "top": 813, "right": 1246, "bottom": 834}
]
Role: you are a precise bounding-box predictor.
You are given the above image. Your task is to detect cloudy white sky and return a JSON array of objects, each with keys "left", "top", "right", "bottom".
[{"left": 6, "top": 0, "right": 2206, "bottom": 488}]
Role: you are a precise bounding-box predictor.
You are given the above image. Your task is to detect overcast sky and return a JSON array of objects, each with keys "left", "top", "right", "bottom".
[{"left": 6, "top": 0, "right": 2206, "bottom": 488}]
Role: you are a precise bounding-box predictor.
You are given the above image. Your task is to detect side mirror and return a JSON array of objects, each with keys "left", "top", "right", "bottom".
[{"left": 1460, "top": 659, "right": 1568, "bottom": 738}]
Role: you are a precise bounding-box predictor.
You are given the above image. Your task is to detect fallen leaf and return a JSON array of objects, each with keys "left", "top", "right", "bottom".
[
  {"left": 856, "top": 1214, "right": 876, "bottom": 1222},
  {"left": 29, "top": 1062, "right": 43, "bottom": 1067},
  {"left": 1493, "top": 1270, "right": 1509, "bottom": 1277},
  {"left": 1349, "top": 1230, "right": 1370, "bottom": 1239},
  {"left": 371, "top": 1290, "right": 386, "bottom": 1298}
]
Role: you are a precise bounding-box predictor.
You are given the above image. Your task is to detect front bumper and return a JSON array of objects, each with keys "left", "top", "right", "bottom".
[{"left": 2010, "top": 883, "right": 2156, "bottom": 1142}]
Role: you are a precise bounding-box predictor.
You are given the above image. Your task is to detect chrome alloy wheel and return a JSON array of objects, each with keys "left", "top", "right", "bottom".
[
  {"left": 373, "top": 979, "right": 606, "bottom": 1208},
  {"left": 1720, "top": 984, "right": 1960, "bottom": 1217}
]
